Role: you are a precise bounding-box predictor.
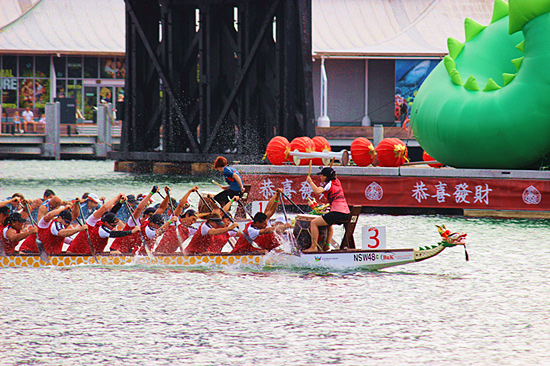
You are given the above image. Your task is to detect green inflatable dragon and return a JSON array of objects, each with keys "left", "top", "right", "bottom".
[{"left": 411, "top": 0, "right": 550, "bottom": 169}]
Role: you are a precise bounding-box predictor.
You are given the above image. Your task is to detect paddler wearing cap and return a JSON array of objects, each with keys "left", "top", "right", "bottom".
[
  {"left": 34, "top": 204, "right": 87, "bottom": 255},
  {"left": 230, "top": 188, "right": 290, "bottom": 254},
  {"left": 155, "top": 186, "right": 200, "bottom": 254},
  {"left": 304, "top": 166, "right": 351, "bottom": 252},
  {"left": 66, "top": 193, "right": 140, "bottom": 254},
  {"left": 110, "top": 186, "right": 160, "bottom": 254},
  {"left": 183, "top": 213, "right": 238, "bottom": 255}
]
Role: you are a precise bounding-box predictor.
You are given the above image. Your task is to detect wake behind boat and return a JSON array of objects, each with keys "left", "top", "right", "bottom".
[{"left": 0, "top": 224, "right": 468, "bottom": 269}]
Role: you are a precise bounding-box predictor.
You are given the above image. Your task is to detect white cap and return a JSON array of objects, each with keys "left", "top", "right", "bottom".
[
  {"left": 87, "top": 193, "right": 100, "bottom": 203},
  {"left": 275, "top": 215, "right": 287, "bottom": 224}
]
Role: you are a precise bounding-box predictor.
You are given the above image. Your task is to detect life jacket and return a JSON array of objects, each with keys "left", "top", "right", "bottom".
[
  {"left": 324, "top": 179, "right": 350, "bottom": 214},
  {"left": 155, "top": 223, "right": 189, "bottom": 254},
  {"left": 1, "top": 225, "right": 20, "bottom": 254},
  {"left": 18, "top": 234, "right": 38, "bottom": 253},
  {"left": 185, "top": 222, "right": 215, "bottom": 254},
  {"left": 37, "top": 221, "right": 65, "bottom": 254},
  {"left": 110, "top": 222, "right": 140, "bottom": 253},
  {"left": 231, "top": 222, "right": 278, "bottom": 254},
  {"left": 67, "top": 220, "right": 110, "bottom": 254}
]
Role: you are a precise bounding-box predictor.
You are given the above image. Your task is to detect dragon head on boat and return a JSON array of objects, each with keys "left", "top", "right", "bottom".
[{"left": 436, "top": 224, "right": 467, "bottom": 246}]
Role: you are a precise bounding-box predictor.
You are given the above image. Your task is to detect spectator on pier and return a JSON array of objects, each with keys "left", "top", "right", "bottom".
[
  {"left": 12, "top": 111, "right": 22, "bottom": 134},
  {"left": 22, "top": 106, "right": 35, "bottom": 133}
]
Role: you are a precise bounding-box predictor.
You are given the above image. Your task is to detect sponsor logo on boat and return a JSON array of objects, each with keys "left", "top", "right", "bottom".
[
  {"left": 353, "top": 253, "right": 377, "bottom": 262},
  {"left": 381, "top": 254, "right": 394, "bottom": 261},
  {"left": 315, "top": 256, "right": 322, "bottom": 262}
]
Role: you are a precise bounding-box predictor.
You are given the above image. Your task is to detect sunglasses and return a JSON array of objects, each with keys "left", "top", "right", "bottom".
[{"left": 63, "top": 219, "right": 72, "bottom": 225}]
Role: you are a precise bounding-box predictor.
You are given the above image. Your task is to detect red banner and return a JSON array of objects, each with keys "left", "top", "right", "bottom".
[{"left": 245, "top": 174, "right": 548, "bottom": 211}]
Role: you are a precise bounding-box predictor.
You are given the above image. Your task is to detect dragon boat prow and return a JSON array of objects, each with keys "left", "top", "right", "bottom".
[{"left": 0, "top": 225, "right": 468, "bottom": 270}]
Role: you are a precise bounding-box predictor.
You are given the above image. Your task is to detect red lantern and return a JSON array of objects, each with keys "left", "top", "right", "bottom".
[
  {"left": 376, "top": 138, "right": 408, "bottom": 167},
  {"left": 312, "top": 136, "right": 331, "bottom": 165},
  {"left": 288, "top": 137, "right": 314, "bottom": 165},
  {"left": 265, "top": 136, "right": 290, "bottom": 165},
  {"left": 423, "top": 151, "right": 444, "bottom": 168},
  {"left": 350, "top": 137, "right": 375, "bottom": 166}
]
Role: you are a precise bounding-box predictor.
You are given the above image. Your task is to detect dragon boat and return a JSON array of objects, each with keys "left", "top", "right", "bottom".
[{"left": 0, "top": 225, "right": 468, "bottom": 269}]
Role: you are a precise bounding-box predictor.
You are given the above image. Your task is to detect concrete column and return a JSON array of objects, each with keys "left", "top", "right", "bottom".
[
  {"left": 317, "top": 58, "right": 330, "bottom": 127},
  {"left": 361, "top": 59, "right": 371, "bottom": 126},
  {"left": 43, "top": 102, "right": 60, "bottom": 159},
  {"left": 96, "top": 104, "right": 112, "bottom": 157},
  {"left": 373, "top": 124, "right": 384, "bottom": 146}
]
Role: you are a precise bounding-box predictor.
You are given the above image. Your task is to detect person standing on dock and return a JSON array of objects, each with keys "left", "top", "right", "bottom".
[
  {"left": 212, "top": 156, "right": 245, "bottom": 206},
  {"left": 304, "top": 167, "right": 351, "bottom": 252}
]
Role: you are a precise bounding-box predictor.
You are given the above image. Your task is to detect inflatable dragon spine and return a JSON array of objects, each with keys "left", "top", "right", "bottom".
[{"left": 411, "top": 0, "right": 550, "bottom": 169}]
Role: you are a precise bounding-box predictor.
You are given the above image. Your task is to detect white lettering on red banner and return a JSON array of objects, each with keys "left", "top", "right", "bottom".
[
  {"left": 474, "top": 184, "right": 492, "bottom": 205},
  {"left": 300, "top": 181, "right": 314, "bottom": 200},
  {"left": 259, "top": 178, "right": 276, "bottom": 200},
  {"left": 281, "top": 179, "right": 296, "bottom": 200},
  {"left": 432, "top": 181, "right": 451, "bottom": 203},
  {"left": 453, "top": 183, "right": 472, "bottom": 204},
  {"left": 412, "top": 181, "right": 430, "bottom": 203}
]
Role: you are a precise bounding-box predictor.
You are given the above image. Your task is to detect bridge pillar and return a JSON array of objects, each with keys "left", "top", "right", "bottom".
[{"left": 43, "top": 102, "right": 60, "bottom": 160}]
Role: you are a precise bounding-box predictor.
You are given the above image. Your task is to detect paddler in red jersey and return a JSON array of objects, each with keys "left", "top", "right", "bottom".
[
  {"left": 230, "top": 188, "right": 290, "bottom": 254},
  {"left": 109, "top": 186, "right": 159, "bottom": 254},
  {"left": 66, "top": 193, "right": 141, "bottom": 254},
  {"left": 155, "top": 186, "right": 199, "bottom": 254},
  {"left": 0, "top": 213, "right": 37, "bottom": 255},
  {"left": 304, "top": 166, "right": 351, "bottom": 252},
  {"left": 184, "top": 213, "right": 238, "bottom": 255},
  {"left": 35, "top": 205, "right": 87, "bottom": 254}
]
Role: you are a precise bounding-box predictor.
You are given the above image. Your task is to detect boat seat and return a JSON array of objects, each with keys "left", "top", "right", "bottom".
[{"left": 339, "top": 205, "right": 362, "bottom": 250}]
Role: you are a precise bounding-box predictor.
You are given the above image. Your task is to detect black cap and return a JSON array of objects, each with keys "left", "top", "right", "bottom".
[
  {"left": 101, "top": 212, "right": 119, "bottom": 224},
  {"left": 0, "top": 206, "right": 10, "bottom": 215},
  {"left": 149, "top": 214, "right": 164, "bottom": 226},
  {"left": 58, "top": 210, "right": 72, "bottom": 221},
  {"left": 127, "top": 195, "right": 137, "bottom": 204},
  {"left": 8, "top": 212, "right": 26, "bottom": 223},
  {"left": 317, "top": 166, "right": 335, "bottom": 177},
  {"left": 143, "top": 207, "right": 156, "bottom": 216},
  {"left": 183, "top": 209, "right": 197, "bottom": 217}
]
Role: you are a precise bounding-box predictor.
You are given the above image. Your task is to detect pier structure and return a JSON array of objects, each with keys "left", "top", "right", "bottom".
[
  {"left": 111, "top": 0, "right": 314, "bottom": 164},
  {"left": 0, "top": 103, "right": 119, "bottom": 159}
]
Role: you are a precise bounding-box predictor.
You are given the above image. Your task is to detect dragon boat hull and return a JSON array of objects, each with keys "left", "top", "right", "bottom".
[{"left": 0, "top": 244, "right": 450, "bottom": 270}]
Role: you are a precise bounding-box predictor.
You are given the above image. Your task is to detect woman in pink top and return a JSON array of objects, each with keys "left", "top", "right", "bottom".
[{"left": 305, "top": 167, "right": 351, "bottom": 252}]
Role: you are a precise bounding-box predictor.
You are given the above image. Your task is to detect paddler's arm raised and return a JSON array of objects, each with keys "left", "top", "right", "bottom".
[
  {"left": 153, "top": 186, "right": 171, "bottom": 215},
  {"left": 174, "top": 186, "right": 199, "bottom": 217}
]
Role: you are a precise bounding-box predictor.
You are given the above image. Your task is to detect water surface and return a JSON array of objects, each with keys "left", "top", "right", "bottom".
[{"left": 1, "top": 160, "right": 549, "bottom": 365}]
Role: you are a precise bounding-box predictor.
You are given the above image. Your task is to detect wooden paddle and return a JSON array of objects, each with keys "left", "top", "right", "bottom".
[
  {"left": 166, "top": 190, "right": 186, "bottom": 254},
  {"left": 307, "top": 161, "right": 312, "bottom": 177},
  {"left": 125, "top": 201, "right": 154, "bottom": 259},
  {"left": 77, "top": 201, "right": 99, "bottom": 263},
  {"left": 212, "top": 180, "right": 224, "bottom": 189},
  {"left": 24, "top": 202, "right": 49, "bottom": 263}
]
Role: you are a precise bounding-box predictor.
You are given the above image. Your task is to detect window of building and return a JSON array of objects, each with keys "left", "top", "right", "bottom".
[
  {"left": 56, "top": 79, "right": 66, "bottom": 98},
  {"left": 84, "top": 57, "right": 99, "bottom": 78},
  {"left": 67, "top": 57, "right": 82, "bottom": 78},
  {"left": 19, "top": 56, "right": 34, "bottom": 77},
  {"left": 35, "top": 79, "right": 50, "bottom": 108},
  {"left": 101, "top": 57, "right": 117, "bottom": 78},
  {"left": 54, "top": 57, "right": 66, "bottom": 78},
  {"left": 19, "top": 78, "right": 34, "bottom": 107},
  {"left": 35, "top": 56, "right": 50, "bottom": 78},
  {"left": 1, "top": 56, "right": 17, "bottom": 77}
]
